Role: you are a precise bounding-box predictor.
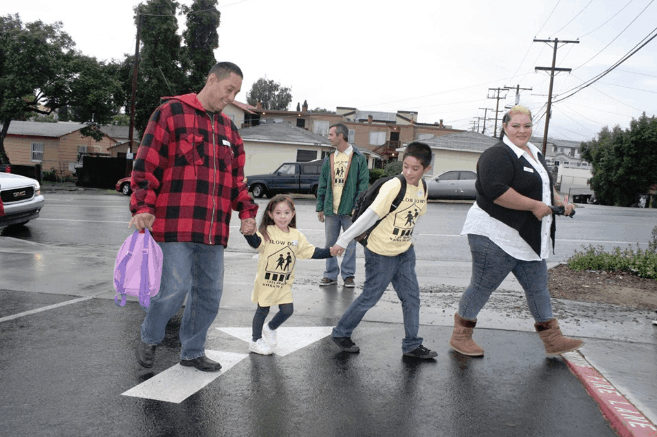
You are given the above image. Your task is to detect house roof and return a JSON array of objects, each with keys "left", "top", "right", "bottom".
[
  {"left": 98, "top": 125, "right": 140, "bottom": 142},
  {"left": 230, "top": 100, "right": 257, "bottom": 114},
  {"left": 7, "top": 120, "right": 87, "bottom": 138},
  {"left": 7, "top": 120, "right": 140, "bottom": 141},
  {"left": 421, "top": 131, "right": 499, "bottom": 153},
  {"left": 240, "top": 122, "right": 331, "bottom": 146}
]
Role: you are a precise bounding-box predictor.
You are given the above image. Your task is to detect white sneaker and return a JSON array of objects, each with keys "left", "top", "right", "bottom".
[
  {"left": 249, "top": 338, "right": 273, "bottom": 355},
  {"left": 263, "top": 324, "right": 277, "bottom": 348}
]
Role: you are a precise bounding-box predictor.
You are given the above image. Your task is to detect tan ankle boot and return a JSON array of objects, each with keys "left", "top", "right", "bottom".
[
  {"left": 449, "top": 313, "right": 484, "bottom": 357},
  {"left": 535, "top": 319, "right": 584, "bottom": 355}
]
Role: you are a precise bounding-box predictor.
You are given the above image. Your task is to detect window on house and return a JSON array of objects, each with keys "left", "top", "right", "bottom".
[
  {"left": 369, "top": 131, "right": 386, "bottom": 146},
  {"left": 31, "top": 142, "right": 44, "bottom": 162},
  {"left": 296, "top": 150, "right": 317, "bottom": 162},
  {"left": 313, "top": 121, "right": 329, "bottom": 136},
  {"left": 348, "top": 129, "right": 355, "bottom": 143},
  {"left": 321, "top": 150, "right": 331, "bottom": 160}
]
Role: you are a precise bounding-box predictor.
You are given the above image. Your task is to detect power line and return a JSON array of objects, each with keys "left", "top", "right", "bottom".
[
  {"left": 551, "top": 0, "right": 594, "bottom": 36},
  {"left": 535, "top": 0, "right": 562, "bottom": 37},
  {"left": 573, "top": 0, "right": 654, "bottom": 71},
  {"left": 553, "top": 27, "right": 657, "bottom": 103},
  {"left": 579, "top": 0, "right": 635, "bottom": 39}
]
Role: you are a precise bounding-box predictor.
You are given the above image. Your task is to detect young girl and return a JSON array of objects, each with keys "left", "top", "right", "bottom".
[{"left": 244, "top": 195, "right": 334, "bottom": 355}]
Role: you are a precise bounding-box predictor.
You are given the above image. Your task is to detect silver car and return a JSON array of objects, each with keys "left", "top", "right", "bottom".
[
  {"left": 426, "top": 170, "right": 477, "bottom": 200},
  {"left": 0, "top": 173, "right": 45, "bottom": 228}
]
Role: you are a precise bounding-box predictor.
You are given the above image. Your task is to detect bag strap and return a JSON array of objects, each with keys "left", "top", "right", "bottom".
[
  {"left": 114, "top": 230, "right": 140, "bottom": 307},
  {"left": 139, "top": 229, "right": 151, "bottom": 308}
]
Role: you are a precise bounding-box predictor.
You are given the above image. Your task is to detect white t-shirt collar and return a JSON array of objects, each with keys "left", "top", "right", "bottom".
[
  {"left": 503, "top": 135, "right": 541, "bottom": 160},
  {"left": 336, "top": 144, "right": 353, "bottom": 156}
]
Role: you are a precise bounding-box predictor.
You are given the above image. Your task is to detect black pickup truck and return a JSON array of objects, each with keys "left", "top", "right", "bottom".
[{"left": 246, "top": 159, "right": 323, "bottom": 198}]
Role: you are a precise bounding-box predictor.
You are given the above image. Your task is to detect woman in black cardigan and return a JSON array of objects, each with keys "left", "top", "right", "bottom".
[{"left": 449, "top": 105, "right": 584, "bottom": 357}]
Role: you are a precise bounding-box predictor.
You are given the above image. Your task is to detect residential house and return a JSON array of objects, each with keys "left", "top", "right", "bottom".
[
  {"left": 243, "top": 102, "right": 462, "bottom": 167},
  {"left": 4, "top": 121, "right": 120, "bottom": 177},
  {"left": 239, "top": 122, "right": 333, "bottom": 175},
  {"left": 102, "top": 125, "right": 140, "bottom": 158},
  {"left": 400, "top": 131, "right": 499, "bottom": 178}
]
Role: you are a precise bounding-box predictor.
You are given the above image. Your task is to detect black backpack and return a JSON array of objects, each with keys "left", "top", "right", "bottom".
[{"left": 352, "top": 174, "right": 426, "bottom": 247}]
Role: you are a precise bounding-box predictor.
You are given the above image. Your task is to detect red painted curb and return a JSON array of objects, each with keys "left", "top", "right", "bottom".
[{"left": 563, "top": 352, "right": 657, "bottom": 437}]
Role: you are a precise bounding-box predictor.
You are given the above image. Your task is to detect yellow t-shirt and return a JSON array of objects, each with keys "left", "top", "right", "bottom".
[
  {"left": 251, "top": 225, "right": 316, "bottom": 306},
  {"left": 365, "top": 177, "right": 428, "bottom": 256},
  {"left": 332, "top": 151, "right": 350, "bottom": 214}
]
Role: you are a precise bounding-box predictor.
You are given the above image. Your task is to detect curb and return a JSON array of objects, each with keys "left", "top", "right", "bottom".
[{"left": 563, "top": 351, "right": 657, "bottom": 437}]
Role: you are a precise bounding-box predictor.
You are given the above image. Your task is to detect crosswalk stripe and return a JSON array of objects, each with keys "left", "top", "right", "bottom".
[
  {"left": 217, "top": 326, "right": 334, "bottom": 357},
  {"left": 122, "top": 350, "right": 247, "bottom": 403}
]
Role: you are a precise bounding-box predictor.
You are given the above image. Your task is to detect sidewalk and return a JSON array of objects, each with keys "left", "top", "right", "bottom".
[{"left": 0, "top": 236, "right": 656, "bottom": 436}]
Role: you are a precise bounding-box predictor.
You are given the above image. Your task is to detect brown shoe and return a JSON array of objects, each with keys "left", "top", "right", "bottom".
[
  {"left": 343, "top": 277, "right": 355, "bottom": 288},
  {"left": 319, "top": 277, "right": 337, "bottom": 286},
  {"left": 449, "top": 313, "right": 484, "bottom": 357},
  {"left": 535, "top": 318, "right": 584, "bottom": 355}
]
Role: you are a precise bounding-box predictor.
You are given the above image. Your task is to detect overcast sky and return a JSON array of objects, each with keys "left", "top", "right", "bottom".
[{"left": 3, "top": 0, "right": 656, "bottom": 142}]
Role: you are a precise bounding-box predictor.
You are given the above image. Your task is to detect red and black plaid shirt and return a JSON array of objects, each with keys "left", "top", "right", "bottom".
[{"left": 129, "top": 93, "right": 258, "bottom": 247}]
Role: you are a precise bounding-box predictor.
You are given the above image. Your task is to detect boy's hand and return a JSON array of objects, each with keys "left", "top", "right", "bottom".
[{"left": 330, "top": 245, "right": 344, "bottom": 256}]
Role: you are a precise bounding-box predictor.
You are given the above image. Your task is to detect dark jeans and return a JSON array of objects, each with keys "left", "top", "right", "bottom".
[{"left": 252, "top": 303, "right": 294, "bottom": 341}]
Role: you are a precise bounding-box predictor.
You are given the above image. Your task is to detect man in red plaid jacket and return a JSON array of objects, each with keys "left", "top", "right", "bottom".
[{"left": 129, "top": 62, "right": 258, "bottom": 372}]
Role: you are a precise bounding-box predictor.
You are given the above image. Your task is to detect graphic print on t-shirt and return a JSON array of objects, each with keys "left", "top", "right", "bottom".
[
  {"left": 334, "top": 161, "right": 348, "bottom": 186},
  {"left": 390, "top": 203, "right": 421, "bottom": 240},
  {"left": 264, "top": 246, "right": 297, "bottom": 284}
]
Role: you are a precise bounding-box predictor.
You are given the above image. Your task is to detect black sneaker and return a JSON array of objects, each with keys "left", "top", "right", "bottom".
[
  {"left": 332, "top": 336, "right": 360, "bottom": 353},
  {"left": 403, "top": 345, "right": 437, "bottom": 359}
]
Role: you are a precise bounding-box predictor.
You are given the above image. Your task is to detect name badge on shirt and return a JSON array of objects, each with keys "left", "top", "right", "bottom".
[
  {"left": 290, "top": 240, "right": 298, "bottom": 246},
  {"left": 222, "top": 139, "right": 231, "bottom": 146},
  {"left": 523, "top": 166, "right": 534, "bottom": 173}
]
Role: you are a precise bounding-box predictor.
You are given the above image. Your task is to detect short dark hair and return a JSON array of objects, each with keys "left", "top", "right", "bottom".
[
  {"left": 330, "top": 123, "right": 349, "bottom": 142},
  {"left": 208, "top": 62, "right": 243, "bottom": 81},
  {"left": 404, "top": 141, "right": 432, "bottom": 168}
]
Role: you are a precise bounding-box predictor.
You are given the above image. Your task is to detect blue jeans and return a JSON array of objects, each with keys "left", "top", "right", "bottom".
[
  {"left": 459, "top": 234, "right": 554, "bottom": 323},
  {"left": 141, "top": 242, "right": 224, "bottom": 360},
  {"left": 323, "top": 214, "right": 356, "bottom": 280},
  {"left": 332, "top": 246, "right": 423, "bottom": 353}
]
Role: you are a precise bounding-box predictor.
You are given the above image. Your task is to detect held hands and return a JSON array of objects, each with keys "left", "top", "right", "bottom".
[
  {"left": 330, "top": 244, "right": 344, "bottom": 257},
  {"left": 129, "top": 213, "right": 155, "bottom": 232},
  {"left": 240, "top": 218, "right": 257, "bottom": 235}
]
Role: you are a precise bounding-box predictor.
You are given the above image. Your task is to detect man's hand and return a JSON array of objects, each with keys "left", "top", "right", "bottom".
[
  {"left": 317, "top": 212, "right": 325, "bottom": 223},
  {"left": 241, "top": 218, "right": 257, "bottom": 235},
  {"left": 330, "top": 244, "right": 344, "bottom": 256},
  {"left": 129, "top": 213, "right": 155, "bottom": 232}
]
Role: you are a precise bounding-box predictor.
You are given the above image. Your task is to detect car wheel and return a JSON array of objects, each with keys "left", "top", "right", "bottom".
[
  {"left": 251, "top": 184, "right": 265, "bottom": 198},
  {"left": 121, "top": 183, "right": 131, "bottom": 196},
  {"left": 312, "top": 185, "right": 318, "bottom": 198}
]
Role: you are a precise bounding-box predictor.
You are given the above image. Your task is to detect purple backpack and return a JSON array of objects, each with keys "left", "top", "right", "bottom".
[{"left": 114, "top": 229, "right": 163, "bottom": 308}]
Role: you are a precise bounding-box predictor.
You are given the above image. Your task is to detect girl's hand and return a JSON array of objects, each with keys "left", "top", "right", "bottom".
[{"left": 330, "top": 245, "right": 344, "bottom": 256}]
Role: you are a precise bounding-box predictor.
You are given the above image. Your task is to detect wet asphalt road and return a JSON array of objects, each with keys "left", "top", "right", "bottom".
[
  {"left": 1, "top": 191, "right": 656, "bottom": 436},
  {"left": 2, "top": 289, "right": 618, "bottom": 437}
]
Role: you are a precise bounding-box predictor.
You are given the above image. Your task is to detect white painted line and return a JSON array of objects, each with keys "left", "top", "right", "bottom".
[
  {"left": 0, "top": 296, "right": 93, "bottom": 323},
  {"left": 217, "top": 326, "right": 334, "bottom": 357},
  {"left": 122, "top": 350, "right": 248, "bottom": 403}
]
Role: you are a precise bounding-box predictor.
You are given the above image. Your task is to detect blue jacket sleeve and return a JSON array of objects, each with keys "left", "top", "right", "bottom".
[
  {"left": 244, "top": 233, "right": 262, "bottom": 248},
  {"left": 312, "top": 247, "right": 332, "bottom": 259}
]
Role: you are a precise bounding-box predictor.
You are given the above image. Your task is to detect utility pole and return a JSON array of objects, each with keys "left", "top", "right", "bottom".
[
  {"left": 128, "top": 14, "right": 143, "bottom": 156},
  {"left": 487, "top": 88, "right": 507, "bottom": 138},
  {"left": 534, "top": 37, "right": 579, "bottom": 155},
  {"left": 503, "top": 84, "right": 532, "bottom": 106},
  {"left": 478, "top": 108, "right": 494, "bottom": 135}
]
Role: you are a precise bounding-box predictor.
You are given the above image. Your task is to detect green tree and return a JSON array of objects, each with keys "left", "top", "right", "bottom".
[
  {"left": 580, "top": 113, "right": 657, "bottom": 206},
  {"left": 133, "top": 0, "right": 186, "bottom": 136},
  {"left": 246, "top": 78, "right": 292, "bottom": 110},
  {"left": 181, "top": 0, "right": 220, "bottom": 93}
]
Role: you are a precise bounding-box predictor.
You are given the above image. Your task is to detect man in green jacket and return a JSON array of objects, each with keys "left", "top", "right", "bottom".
[{"left": 316, "top": 123, "right": 369, "bottom": 287}]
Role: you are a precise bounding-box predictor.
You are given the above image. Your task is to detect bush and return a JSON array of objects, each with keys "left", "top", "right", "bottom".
[
  {"left": 384, "top": 161, "right": 402, "bottom": 176},
  {"left": 368, "top": 168, "right": 385, "bottom": 184},
  {"left": 568, "top": 244, "right": 657, "bottom": 280},
  {"left": 42, "top": 168, "right": 57, "bottom": 182}
]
